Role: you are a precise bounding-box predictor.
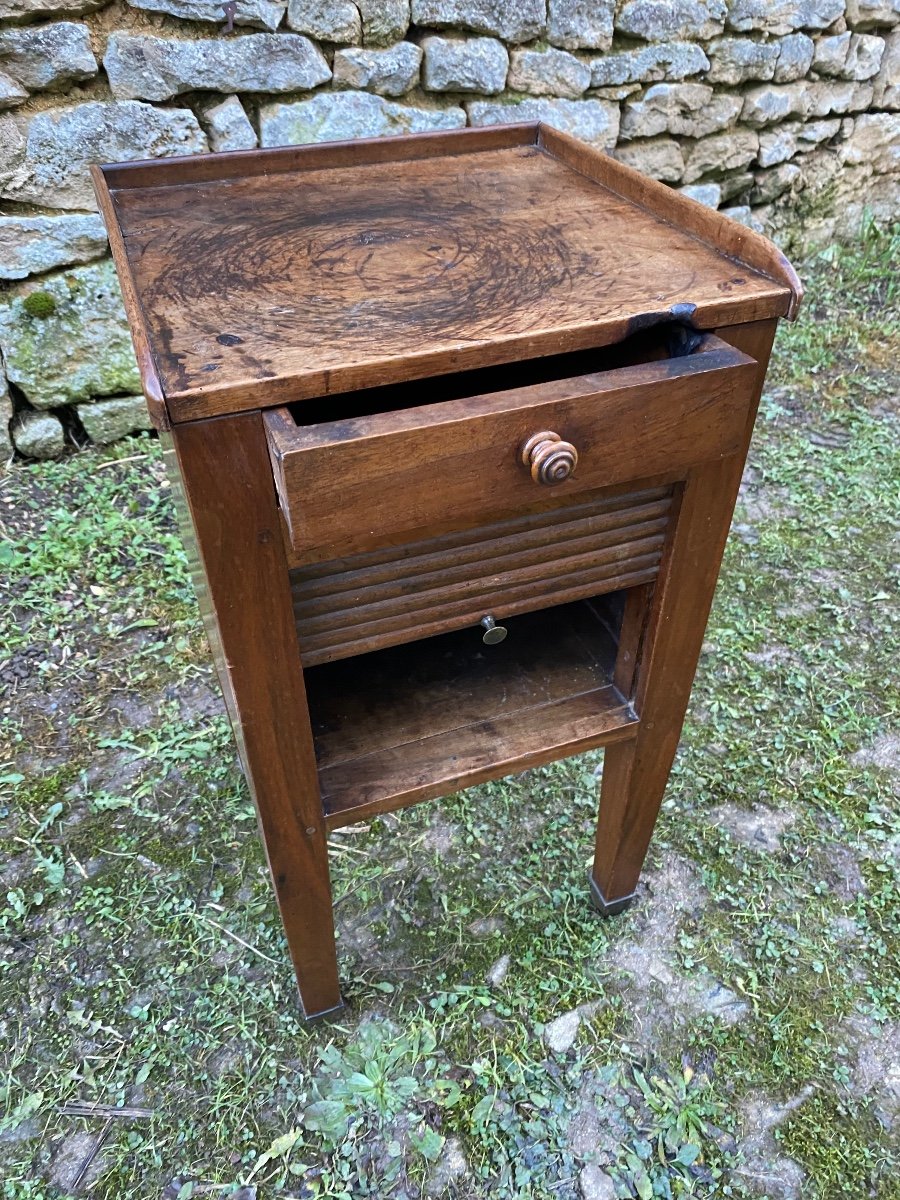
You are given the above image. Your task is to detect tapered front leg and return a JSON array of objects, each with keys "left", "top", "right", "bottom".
[
  {"left": 167, "top": 412, "right": 342, "bottom": 1019},
  {"left": 591, "top": 319, "right": 778, "bottom": 913}
]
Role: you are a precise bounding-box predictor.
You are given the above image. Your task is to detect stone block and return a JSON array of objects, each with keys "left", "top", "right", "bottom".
[
  {"left": 620, "top": 82, "right": 742, "bottom": 139},
  {"left": 588, "top": 41, "right": 708, "bottom": 86},
  {"left": 616, "top": 0, "right": 726, "bottom": 40},
  {"left": 614, "top": 136, "right": 685, "bottom": 181},
  {"left": 845, "top": 0, "right": 900, "bottom": 27},
  {"left": 872, "top": 31, "right": 899, "bottom": 107},
  {"left": 757, "top": 116, "right": 841, "bottom": 163},
  {"left": 421, "top": 35, "right": 508, "bottom": 93},
  {"left": 840, "top": 111, "right": 900, "bottom": 171},
  {"left": 260, "top": 91, "right": 465, "bottom": 146},
  {"left": 77, "top": 395, "right": 152, "bottom": 445},
  {"left": 0, "top": 261, "right": 140, "bottom": 409},
  {"left": 333, "top": 43, "right": 422, "bottom": 95},
  {"left": 105, "top": 33, "right": 331, "bottom": 102},
  {"left": 11, "top": 409, "right": 64, "bottom": 460},
  {"left": 805, "top": 79, "right": 874, "bottom": 113},
  {"left": 683, "top": 128, "right": 759, "bottom": 181},
  {"left": 741, "top": 81, "right": 810, "bottom": 125},
  {"left": 125, "top": 0, "right": 286, "bottom": 32},
  {"left": 726, "top": 0, "right": 845, "bottom": 35},
  {"left": 0, "top": 101, "right": 207, "bottom": 211},
  {"left": 0, "top": 367, "right": 12, "bottom": 459},
  {"left": 410, "top": 0, "right": 545, "bottom": 43},
  {"left": 774, "top": 32, "right": 815, "bottom": 80},
  {"left": 679, "top": 181, "right": 723, "bottom": 206},
  {"left": 751, "top": 161, "right": 802, "bottom": 202},
  {"left": 813, "top": 31, "right": 851, "bottom": 74},
  {"left": 0, "top": 213, "right": 107, "bottom": 279},
  {"left": 0, "top": 22, "right": 97, "bottom": 92},
  {"left": 198, "top": 95, "right": 257, "bottom": 152},
  {"left": 719, "top": 170, "right": 755, "bottom": 199},
  {"left": 508, "top": 47, "right": 590, "bottom": 97},
  {"left": 721, "top": 204, "right": 765, "bottom": 230},
  {"left": 286, "top": 0, "right": 361, "bottom": 42},
  {"left": 467, "top": 97, "right": 619, "bottom": 147},
  {"left": 0, "top": 0, "right": 106, "bottom": 22},
  {"left": 357, "top": 0, "right": 410, "bottom": 45},
  {"left": 0, "top": 71, "right": 26, "bottom": 109},
  {"left": 593, "top": 83, "right": 643, "bottom": 99},
  {"left": 706, "top": 36, "right": 779, "bottom": 83},
  {"left": 844, "top": 33, "right": 885, "bottom": 78},
  {"left": 548, "top": 0, "right": 615, "bottom": 49}
]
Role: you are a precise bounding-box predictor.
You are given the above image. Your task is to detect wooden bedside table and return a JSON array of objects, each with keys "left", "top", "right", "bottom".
[{"left": 93, "top": 123, "right": 801, "bottom": 1020}]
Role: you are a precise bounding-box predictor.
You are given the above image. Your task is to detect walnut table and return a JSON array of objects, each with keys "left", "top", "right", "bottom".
[{"left": 93, "top": 123, "right": 802, "bottom": 1019}]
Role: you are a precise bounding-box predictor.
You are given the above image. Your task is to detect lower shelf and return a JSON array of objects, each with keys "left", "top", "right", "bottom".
[{"left": 304, "top": 599, "right": 639, "bottom": 828}]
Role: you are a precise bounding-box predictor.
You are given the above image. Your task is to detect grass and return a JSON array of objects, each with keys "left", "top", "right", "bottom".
[{"left": 1, "top": 221, "right": 898, "bottom": 1199}]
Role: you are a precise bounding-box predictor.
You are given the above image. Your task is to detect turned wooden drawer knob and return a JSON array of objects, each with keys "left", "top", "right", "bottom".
[{"left": 519, "top": 431, "right": 578, "bottom": 486}]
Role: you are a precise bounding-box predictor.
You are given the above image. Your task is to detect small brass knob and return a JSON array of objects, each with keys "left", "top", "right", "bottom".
[
  {"left": 519, "top": 431, "right": 578, "bottom": 486},
  {"left": 480, "top": 615, "right": 507, "bottom": 645}
]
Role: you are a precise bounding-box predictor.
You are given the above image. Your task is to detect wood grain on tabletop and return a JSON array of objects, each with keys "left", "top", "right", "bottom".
[{"left": 95, "top": 124, "right": 798, "bottom": 422}]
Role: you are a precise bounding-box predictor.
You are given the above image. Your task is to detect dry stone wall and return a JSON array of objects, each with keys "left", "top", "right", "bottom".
[{"left": 0, "top": 0, "right": 898, "bottom": 459}]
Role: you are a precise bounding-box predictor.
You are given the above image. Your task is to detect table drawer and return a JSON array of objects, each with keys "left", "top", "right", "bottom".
[{"left": 265, "top": 335, "right": 757, "bottom": 560}]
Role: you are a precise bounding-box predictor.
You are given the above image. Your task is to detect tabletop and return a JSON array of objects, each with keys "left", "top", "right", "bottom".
[{"left": 93, "top": 123, "right": 801, "bottom": 425}]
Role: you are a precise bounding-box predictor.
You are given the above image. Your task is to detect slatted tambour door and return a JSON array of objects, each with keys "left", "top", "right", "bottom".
[{"left": 291, "top": 486, "right": 673, "bottom": 666}]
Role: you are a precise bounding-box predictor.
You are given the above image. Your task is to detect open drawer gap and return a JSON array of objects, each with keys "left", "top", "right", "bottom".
[
  {"left": 305, "top": 595, "right": 638, "bottom": 829},
  {"left": 283, "top": 320, "right": 701, "bottom": 429}
]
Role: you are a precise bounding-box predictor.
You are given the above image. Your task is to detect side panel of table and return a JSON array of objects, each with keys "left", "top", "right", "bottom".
[
  {"left": 167, "top": 412, "right": 343, "bottom": 1019},
  {"left": 591, "top": 318, "right": 778, "bottom": 910}
]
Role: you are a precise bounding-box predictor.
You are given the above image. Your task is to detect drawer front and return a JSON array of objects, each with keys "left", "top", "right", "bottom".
[
  {"left": 266, "top": 336, "right": 756, "bottom": 560},
  {"left": 291, "top": 485, "right": 673, "bottom": 665}
]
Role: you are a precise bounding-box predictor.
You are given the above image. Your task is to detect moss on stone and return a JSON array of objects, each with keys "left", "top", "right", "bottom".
[{"left": 22, "top": 290, "right": 57, "bottom": 319}]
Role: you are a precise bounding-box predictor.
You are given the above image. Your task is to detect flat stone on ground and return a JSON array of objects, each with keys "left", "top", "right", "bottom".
[
  {"left": 544, "top": 1009, "right": 581, "bottom": 1054},
  {"left": 77, "top": 395, "right": 152, "bottom": 445},
  {"left": 579, "top": 1164, "right": 617, "bottom": 1200},
  {"left": 11, "top": 409, "right": 65, "bottom": 459},
  {"left": 707, "top": 803, "right": 795, "bottom": 852}
]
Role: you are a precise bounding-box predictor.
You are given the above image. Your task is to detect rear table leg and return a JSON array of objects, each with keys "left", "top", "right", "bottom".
[{"left": 590, "top": 318, "right": 778, "bottom": 915}]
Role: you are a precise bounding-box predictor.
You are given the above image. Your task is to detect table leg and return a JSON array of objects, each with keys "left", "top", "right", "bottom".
[
  {"left": 167, "top": 412, "right": 342, "bottom": 1019},
  {"left": 590, "top": 318, "right": 778, "bottom": 913}
]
